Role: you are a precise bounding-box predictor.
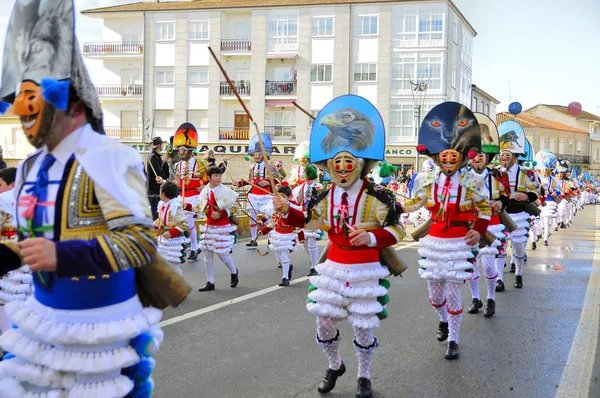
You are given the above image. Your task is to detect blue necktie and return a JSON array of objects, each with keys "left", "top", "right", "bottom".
[{"left": 31, "top": 154, "right": 56, "bottom": 237}]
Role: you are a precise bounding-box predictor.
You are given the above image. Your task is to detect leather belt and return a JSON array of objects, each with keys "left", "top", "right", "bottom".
[{"left": 431, "top": 221, "right": 471, "bottom": 227}]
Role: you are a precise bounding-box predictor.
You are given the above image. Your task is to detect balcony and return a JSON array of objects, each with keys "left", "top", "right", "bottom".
[
  {"left": 105, "top": 127, "right": 142, "bottom": 141},
  {"left": 219, "top": 127, "right": 250, "bottom": 141},
  {"left": 265, "top": 81, "right": 296, "bottom": 96},
  {"left": 221, "top": 39, "right": 251, "bottom": 53},
  {"left": 220, "top": 81, "right": 250, "bottom": 97},
  {"left": 264, "top": 126, "right": 295, "bottom": 141},
  {"left": 95, "top": 84, "right": 143, "bottom": 99},
  {"left": 83, "top": 42, "right": 144, "bottom": 56},
  {"left": 557, "top": 154, "right": 590, "bottom": 165},
  {"left": 267, "top": 37, "right": 298, "bottom": 54}
]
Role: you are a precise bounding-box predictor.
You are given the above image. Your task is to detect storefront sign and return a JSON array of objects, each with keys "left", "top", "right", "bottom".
[
  {"left": 385, "top": 146, "right": 415, "bottom": 156},
  {"left": 196, "top": 145, "right": 296, "bottom": 155}
]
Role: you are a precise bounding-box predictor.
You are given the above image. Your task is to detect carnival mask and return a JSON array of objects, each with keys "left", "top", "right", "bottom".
[
  {"left": 178, "top": 147, "right": 191, "bottom": 160},
  {"left": 298, "top": 157, "right": 309, "bottom": 166},
  {"left": 539, "top": 168, "right": 550, "bottom": 177},
  {"left": 253, "top": 152, "right": 264, "bottom": 163},
  {"left": 12, "top": 81, "right": 56, "bottom": 148},
  {"left": 500, "top": 150, "right": 516, "bottom": 169},
  {"left": 438, "top": 149, "right": 462, "bottom": 176},
  {"left": 327, "top": 151, "right": 364, "bottom": 189},
  {"left": 470, "top": 152, "right": 487, "bottom": 173},
  {"left": 556, "top": 172, "right": 564, "bottom": 180}
]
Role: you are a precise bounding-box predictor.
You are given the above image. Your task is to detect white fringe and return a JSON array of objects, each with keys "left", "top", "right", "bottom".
[
  {"left": 268, "top": 230, "right": 297, "bottom": 252},
  {"left": 69, "top": 375, "right": 133, "bottom": 398},
  {"left": 247, "top": 193, "right": 273, "bottom": 215},
  {"left": 0, "top": 358, "right": 74, "bottom": 390},
  {"left": 417, "top": 236, "right": 477, "bottom": 281}
]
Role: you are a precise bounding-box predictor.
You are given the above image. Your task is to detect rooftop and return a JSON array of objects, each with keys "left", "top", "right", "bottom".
[
  {"left": 496, "top": 112, "right": 589, "bottom": 134},
  {"left": 471, "top": 84, "right": 500, "bottom": 104},
  {"left": 525, "top": 104, "right": 600, "bottom": 123}
]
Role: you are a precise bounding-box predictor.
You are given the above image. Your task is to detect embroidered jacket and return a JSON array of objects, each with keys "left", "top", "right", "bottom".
[
  {"left": 175, "top": 157, "right": 208, "bottom": 198},
  {"left": 240, "top": 161, "right": 282, "bottom": 195},
  {"left": 286, "top": 164, "right": 306, "bottom": 187},
  {"left": 185, "top": 184, "right": 239, "bottom": 227},
  {"left": 155, "top": 198, "right": 189, "bottom": 238},
  {"left": 292, "top": 180, "right": 323, "bottom": 211},
  {"left": 483, "top": 167, "right": 510, "bottom": 209},
  {"left": 0, "top": 191, "right": 16, "bottom": 241}
]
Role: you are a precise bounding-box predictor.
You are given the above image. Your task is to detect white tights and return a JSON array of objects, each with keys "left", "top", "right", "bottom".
[
  {"left": 303, "top": 237, "right": 319, "bottom": 270},
  {"left": 428, "top": 281, "right": 463, "bottom": 343},
  {"left": 469, "top": 256, "right": 498, "bottom": 301},
  {"left": 276, "top": 251, "right": 291, "bottom": 280},
  {"left": 204, "top": 250, "right": 237, "bottom": 283},
  {"left": 187, "top": 214, "right": 198, "bottom": 251}
]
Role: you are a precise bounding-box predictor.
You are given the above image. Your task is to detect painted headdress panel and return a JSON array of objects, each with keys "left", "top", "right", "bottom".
[
  {"left": 474, "top": 112, "right": 499, "bottom": 155},
  {"left": 248, "top": 133, "right": 273, "bottom": 155},
  {"left": 498, "top": 120, "right": 526, "bottom": 155}
]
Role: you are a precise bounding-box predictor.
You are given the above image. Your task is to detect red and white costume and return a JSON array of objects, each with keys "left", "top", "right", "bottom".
[
  {"left": 261, "top": 201, "right": 301, "bottom": 281},
  {"left": 243, "top": 160, "right": 275, "bottom": 241},
  {"left": 293, "top": 180, "right": 322, "bottom": 272},
  {"left": 155, "top": 198, "right": 190, "bottom": 273},
  {"left": 176, "top": 157, "right": 206, "bottom": 253}
]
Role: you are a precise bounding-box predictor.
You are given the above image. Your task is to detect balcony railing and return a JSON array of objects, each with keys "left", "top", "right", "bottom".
[
  {"left": 83, "top": 42, "right": 144, "bottom": 55},
  {"left": 267, "top": 37, "right": 298, "bottom": 53},
  {"left": 219, "top": 127, "right": 250, "bottom": 141},
  {"left": 557, "top": 154, "right": 590, "bottom": 165},
  {"left": 265, "top": 81, "right": 296, "bottom": 96},
  {"left": 221, "top": 39, "right": 252, "bottom": 52},
  {"left": 95, "top": 84, "right": 143, "bottom": 98},
  {"left": 220, "top": 81, "right": 250, "bottom": 96},
  {"left": 265, "top": 126, "right": 296, "bottom": 141},
  {"left": 105, "top": 127, "right": 142, "bottom": 141}
]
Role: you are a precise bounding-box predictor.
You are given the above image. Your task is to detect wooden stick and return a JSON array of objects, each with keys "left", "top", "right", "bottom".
[{"left": 293, "top": 101, "right": 316, "bottom": 121}]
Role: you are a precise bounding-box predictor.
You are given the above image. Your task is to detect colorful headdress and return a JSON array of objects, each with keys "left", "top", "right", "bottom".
[
  {"left": 310, "top": 94, "right": 385, "bottom": 173},
  {"left": 0, "top": 0, "right": 103, "bottom": 133},
  {"left": 422, "top": 158, "right": 436, "bottom": 172},
  {"left": 173, "top": 123, "right": 198, "bottom": 149},
  {"left": 294, "top": 141, "right": 310, "bottom": 160},
  {"left": 304, "top": 164, "right": 318, "bottom": 180},
  {"left": 518, "top": 138, "right": 534, "bottom": 162},
  {"left": 378, "top": 161, "right": 398, "bottom": 178},
  {"left": 498, "top": 121, "right": 526, "bottom": 155},
  {"left": 474, "top": 113, "right": 499, "bottom": 155},
  {"left": 248, "top": 133, "right": 272, "bottom": 155},
  {"left": 564, "top": 159, "right": 573, "bottom": 172},
  {"left": 417, "top": 102, "right": 481, "bottom": 156},
  {"left": 534, "top": 150, "right": 557, "bottom": 170},
  {"left": 555, "top": 160, "right": 569, "bottom": 174}
]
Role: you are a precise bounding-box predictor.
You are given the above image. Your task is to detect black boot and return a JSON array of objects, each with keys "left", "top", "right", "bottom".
[
  {"left": 188, "top": 250, "right": 198, "bottom": 260},
  {"left": 356, "top": 377, "right": 373, "bottom": 398},
  {"left": 537, "top": 234, "right": 542, "bottom": 241},
  {"left": 555, "top": 226, "right": 559, "bottom": 231},
  {"left": 495, "top": 280, "right": 505, "bottom": 292},
  {"left": 436, "top": 321, "right": 449, "bottom": 342},
  {"left": 444, "top": 341, "right": 459, "bottom": 360},
  {"left": 308, "top": 268, "right": 318, "bottom": 277},
  {"left": 483, "top": 299, "right": 496, "bottom": 317},
  {"left": 230, "top": 270, "right": 239, "bottom": 288},
  {"left": 279, "top": 278, "right": 289, "bottom": 287},
  {"left": 532, "top": 241, "right": 537, "bottom": 250},
  {"left": 246, "top": 241, "right": 258, "bottom": 248},
  {"left": 317, "top": 362, "right": 346, "bottom": 394},
  {"left": 288, "top": 264, "right": 293, "bottom": 280},
  {"left": 509, "top": 263, "right": 516, "bottom": 273},
  {"left": 544, "top": 240, "right": 548, "bottom": 246},
  {"left": 467, "top": 298, "right": 483, "bottom": 314},
  {"left": 514, "top": 275, "right": 523, "bottom": 289},
  {"left": 198, "top": 282, "right": 215, "bottom": 292}
]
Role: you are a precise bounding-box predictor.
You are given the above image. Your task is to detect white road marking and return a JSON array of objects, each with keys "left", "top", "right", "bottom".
[
  {"left": 159, "top": 241, "right": 419, "bottom": 327},
  {"left": 556, "top": 208, "right": 600, "bottom": 398}
]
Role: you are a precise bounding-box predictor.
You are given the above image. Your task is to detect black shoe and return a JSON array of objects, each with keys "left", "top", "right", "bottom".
[
  {"left": 279, "top": 278, "right": 290, "bottom": 287},
  {"left": 514, "top": 275, "right": 523, "bottom": 289},
  {"left": 537, "top": 234, "right": 542, "bottom": 240},
  {"left": 483, "top": 299, "right": 496, "bottom": 317},
  {"left": 308, "top": 268, "right": 318, "bottom": 277},
  {"left": 356, "top": 377, "right": 373, "bottom": 398},
  {"left": 230, "top": 270, "right": 239, "bottom": 288},
  {"left": 544, "top": 240, "right": 548, "bottom": 246},
  {"left": 277, "top": 263, "right": 282, "bottom": 268},
  {"left": 199, "top": 282, "right": 215, "bottom": 292},
  {"left": 560, "top": 222, "right": 566, "bottom": 229},
  {"left": 524, "top": 254, "right": 527, "bottom": 262},
  {"left": 555, "top": 226, "right": 559, "bottom": 232},
  {"left": 436, "top": 321, "right": 449, "bottom": 342},
  {"left": 532, "top": 242, "right": 537, "bottom": 250},
  {"left": 188, "top": 250, "right": 198, "bottom": 260},
  {"left": 317, "top": 362, "right": 346, "bottom": 394},
  {"left": 509, "top": 263, "right": 516, "bottom": 273},
  {"left": 246, "top": 241, "right": 258, "bottom": 248},
  {"left": 444, "top": 341, "right": 459, "bottom": 360},
  {"left": 495, "top": 280, "right": 505, "bottom": 292},
  {"left": 467, "top": 298, "right": 483, "bottom": 314},
  {"left": 288, "top": 264, "right": 293, "bottom": 280}
]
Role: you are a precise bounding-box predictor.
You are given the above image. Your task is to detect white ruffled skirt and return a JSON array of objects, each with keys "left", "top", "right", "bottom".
[
  {"left": 247, "top": 193, "right": 273, "bottom": 216},
  {"left": 307, "top": 260, "right": 391, "bottom": 329},
  {"left": 268, "top": 230, "right": 297, "bottom": 253},
  {"left": 540, "top": 200, "right": 558, "bottom": 218},
  {"left": 557, "top": 199, "right": 568, "bottom": 217},
  {"left": 0, "top": 295, "right": 163, "bottom": 397},
  {"left": 478, "top": 223, "right": 507, "bottom": 257},
  {"left": 199, "top": 224, "right": 237, "bottom": 254},
  {"left": 418, "top": 236, "right": 478, "bottom": 281},
  {"left": 507, "top": 211, "right": 530, "bottom": 243},
  {"left": 0, "top": 265, "right": 33, "bottom": 303},
  {"left": 157, "top": 236, "right": 190, "bottom": 265}
]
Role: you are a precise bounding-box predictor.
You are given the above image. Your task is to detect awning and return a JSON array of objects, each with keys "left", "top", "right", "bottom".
[
  {"left": 266, "top": 53, "right": 298, "bottom": 60},
  {"left": 265, "top": 99, "right": 296, "bottom": 108}
]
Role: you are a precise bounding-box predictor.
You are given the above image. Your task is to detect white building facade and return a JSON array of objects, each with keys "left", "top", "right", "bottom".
[
  {"left": 470, "top": 84, "right": 499, "bottom": 119},
  {"left": 79, "top": 0, "right": 476, "bottom": 169}
]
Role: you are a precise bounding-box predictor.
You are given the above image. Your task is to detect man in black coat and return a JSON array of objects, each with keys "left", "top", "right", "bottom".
[{"left": 147, "top": 136, "right": 166, "bottom": 220}]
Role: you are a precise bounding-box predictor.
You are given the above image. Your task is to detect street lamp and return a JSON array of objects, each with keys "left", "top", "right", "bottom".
[{"left": 410, "top": 75, "right": 430, "bottom": 170}]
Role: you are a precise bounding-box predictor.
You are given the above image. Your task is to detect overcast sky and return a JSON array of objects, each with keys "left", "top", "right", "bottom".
[{"left": 0, "top": 0, "right": 598, "bottom": 115}]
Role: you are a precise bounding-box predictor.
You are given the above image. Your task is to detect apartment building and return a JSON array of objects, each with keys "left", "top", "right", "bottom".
[
  {"left": 471, "top": 84, "right": 499, "bottom": 119},
  {"left": 78, "top": 0, "right": 476, "bottom": 171}
]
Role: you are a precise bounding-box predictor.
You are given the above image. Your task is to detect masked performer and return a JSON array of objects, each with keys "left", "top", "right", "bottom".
[
  {"left": 0, "top": 1, "right": 190, "bottom": 395},
  {"left": 155, "top": 182, "right": 190, "bottom": 275},
  {"left": 466, "top": 113, "right": 509, "bottom": 314},
  {"left": 273, "top": 95, "right": 406, "bottom": 397},
  {"left": 403, "top": 102, "right": 491, "bottom": 360},
  {"left": 287, "top": 141, "right": 310, "bottom": 187},
  {"left": 498, "top": 121, "right": 540, "bottom": 289}
]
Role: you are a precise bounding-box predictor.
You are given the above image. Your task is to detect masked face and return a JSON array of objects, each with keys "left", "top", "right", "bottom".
[
  {"left": 500, "top": 150, "right": 516, "bottom": 168},
  {"left": 298, "top": 157, "right": 309, "bottom": 167},
  {"left": 326, "top": 151, "right": 364, "bottom": 189},
  {"left": 470, "top": 153, "right": 487, "bottom": 173},
  {"left": 438, "top": 149, "right": 462, "bottom": 176},
  {"left": 556, "top": 172, "right": 564, "bottom": 180},
  {"left": 539, "top": 168, "right": 550, "bottom": 177},
  {"left": 253, "top": 153, "right": 263, "bottom": 163},
  {"left": 179, "top": 147, "right": 191, "bottom": 160},
  {"left": 12, "top": 81, "right": 59, "bottom": 148}
]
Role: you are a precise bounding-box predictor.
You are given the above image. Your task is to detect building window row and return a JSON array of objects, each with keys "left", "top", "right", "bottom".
[
  {"left": 155, "top": 21, "right": 175, "bottom": 41},
  {"left": 392, "top": 10, "right": 444, "bottom": 45},
  {"left": 389, "top": 103, "right": 435, "bottom": 142},
  {"left": 355, "top": 15, "right": 378, "bottom": 36},
  {"left": 310, "top": 64, "right": 333, "bottom": 82},
  {"left": 354, "top": 63, "right": 377, "bottom": 82},
  {"left": 391, "top": 52, "right": 443, "bottom": 94},
  {"left": 189, "top": 20, "right": 209, "bottom": 40},
  {"left": 312, "top": 17, "right": 334, "bottom": 37}
]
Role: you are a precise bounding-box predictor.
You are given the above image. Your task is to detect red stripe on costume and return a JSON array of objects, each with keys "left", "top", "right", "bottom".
[
  {"left": 327, "top": 244, "right": 379, "bottom": 264},
  {"left": 489, "top": 214, "right": 500, "bottom": 225},
  {"left": 285, "top": 207, "right": 306, "bottom": 229},
  {"left": 371, "top": 228, "right": 398, "bottom": 249},
  {"left": 447, "top": 306, "right": 464, "bottom": 315},
  {"left": 430, "top": 298, "right": 447, "bottom": 308},
  {"left": 167, "top": 228, "right": 182, "bottom": 238}
]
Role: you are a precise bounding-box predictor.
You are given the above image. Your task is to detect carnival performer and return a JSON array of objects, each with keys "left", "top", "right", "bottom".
[
  {"left": 292, "top": 164, "right": 323, "bottom": 277},
  {"left": 564, "top": 161, "right": 577, "bottom": 226},
  {"left": 186, "top": 166, "right": 240, "bottom": 291},
  {"left": 403, "top": 102, "right": 491, "bottom": 360},
  {"left": 204, "top": 149, "right": 228, "bottom": 174},
  {"left": 498, "top": 121, "right": 540, "bottom": 289},
  {"left": 155, "top": 182, "right": 190, "bottom": 275},
  {"left": 259, "top": 184, "right": 300, "bottom": 287},
  {"left": 0, "top": 1, "right": 190, "bottom": 394},
  {"left": 233, "top": 133, "right": 280, "bottom": 247},
  {"left": 286, "top": 140, "right": 310, "bottom": 187},
  {"left": 273, "top": 95, "right": 406, "bottom": 397},
  {"left": 554, "top": 160, "right": 571, "bottom": 229},
  {"left": 466, "top": 113, "right": 509, "bottom": 314},
  {"left": 534, "top": 150, "right": 559, "bottom": 246}
]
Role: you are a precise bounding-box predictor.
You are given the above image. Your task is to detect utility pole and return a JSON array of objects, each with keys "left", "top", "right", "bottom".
[{"left": 410, "top": 75, "right": 430, "bottom": 171}]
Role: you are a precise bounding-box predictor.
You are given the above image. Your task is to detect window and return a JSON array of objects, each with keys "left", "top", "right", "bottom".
[
  {"left": 451, "top": 69, "right": 456, "bottom": 89},
  {"left": 155, "top": 69, "right": 174, "bottom": 84},
  {"left": 312, "top": 17, "right": 334, "bottom": 37},
  {"left": 461, "top": 27, "right": 473, "bottom": 66},
  {"left": 154, "top": 110, "right": 174, "bottom": 128},
  {"left": 188, "top": 67, "right": 208, "bottom": 84},
  {"left": 236, "top": 23, "right": 251, "bottom": 40},
  {"left": 268, "top": 14, "right": 298, "bottom": 51},
  {"left": 353, "top": 63, "right": 377, "bottom": 82},
  {"left": 155, "top": 22, "right": 175, "bottom": 41},
  {"left": 473, "top": 97, "right": 478, "bottom": 111},
  {"left": 123, "top": 26, "right": 140, "bottom": 43},
  {"left": 485, "top": 103, "right": 490, "bottom": 115},
  {"left": 481, "top": 101, "right": 485, "bottom": 113},
  {"left": 189, "top": 20, "right": 209, "bottom": 40},
  {"left": 416, "top": 53, "right": 442, "bottom": 89},
  {"left": 355, "top": 16, "right": 378, "bottom": 35},
  {"left": 391, "top": 53, "right": 415, "bottom": 92},
  {"left": 419, "top": 13, "right": 443, "bottom": 41},
  {"left": 595, "top": 148, "right": 599, "bottom": 161},
  {"left": 568, "top": 143, "right": 574, "bottom": 155},
  {"left": 392, "top": 14, "right": 416, "bottom": 41},
  {"left": 187, "top": 110, "right": 208, "bottom": 129},
  {"left": 389, "top": 104, "right": 415, "bottom": 139},
  {"left": 272, "top": 111, "right": 295, "bottom": 126},
  {"left": 453, "top": 23, "right": 458, "bottom": 43},
  {"left": 310, "top": 64, "right": 332, "bottom": 82}
]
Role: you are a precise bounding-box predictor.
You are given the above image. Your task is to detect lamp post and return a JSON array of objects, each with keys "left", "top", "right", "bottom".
[{"left": 410, "top": 76, "right": 430, "bottom": 171}]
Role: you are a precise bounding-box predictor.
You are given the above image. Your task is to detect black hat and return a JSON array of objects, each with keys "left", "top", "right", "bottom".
[{"left": 151, "top": 136, "right": 165, "bottom": 147}]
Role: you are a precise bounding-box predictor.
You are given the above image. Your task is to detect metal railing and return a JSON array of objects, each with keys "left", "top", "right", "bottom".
[
  {"left": 557, "top": 154, "right": 591, "bottom": 165},
  {"left": 221, "top": 39, "right": 252, "bottom": 52},
  {"left": 220, "top": 81, "right": 251, "bottom": 96},
  {"left": 219, "top": 128, "right": 250, "bottom": 141},
  {"left": 264, "top": 126, "right": 296, "bottom": 141},
  {"left": 83, "top": 42, "right": 144, "bottom": 55},
  {"left": 265, "top": 81, "right": 296, "bottom": 96},
  {"left": 95, "top": 84, "right": 143, "bottom": 97},
  {"left": 104, "top": 127, "right": 143, "bottom": 141}
]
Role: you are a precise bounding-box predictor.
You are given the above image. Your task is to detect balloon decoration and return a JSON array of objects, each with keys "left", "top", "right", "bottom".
[
  {"left": 567, "top": 101, "right": 582, "bottom": 116},
  {"left": 508, "top": 102, "right": 522, "bottom": 116}
]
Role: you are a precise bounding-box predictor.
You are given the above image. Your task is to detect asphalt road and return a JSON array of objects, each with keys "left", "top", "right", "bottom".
[{"left": 153, "top": 205, "right": 600, "bottom": 398}]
